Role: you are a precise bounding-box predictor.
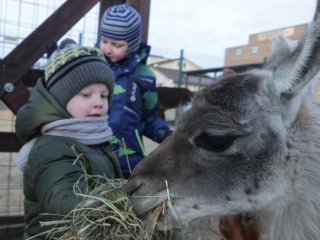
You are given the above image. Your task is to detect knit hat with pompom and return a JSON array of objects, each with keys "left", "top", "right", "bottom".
[
  {"left": 100, "top": 3, "right": 142, "bottom": 55},
  {"left": 45, "top": 41, "right": 114, "bottom": 106}
]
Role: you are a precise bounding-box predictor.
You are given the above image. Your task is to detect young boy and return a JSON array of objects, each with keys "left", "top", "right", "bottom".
[
  {"left": 99, "top": 3, "right": 172, "bottom": 178},
  {"left": 15, "top": 43, "right": 121, "bottom": 239}
]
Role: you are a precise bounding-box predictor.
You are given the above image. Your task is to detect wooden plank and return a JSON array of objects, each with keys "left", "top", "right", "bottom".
[
  {"left": 20, "top": 69, "right": 44, "bottom": 88},
  {"left": 0, "top": 216, "right": 24, "bottom": 225},
  {"left": 0, "top": 216, "right": 24, "bottom": 240},
  {"left": 0, "top": 224, "right": 24, "bottom": 240},
  {"left": 0, "top": 82, "right": 30, "bottom": 114},
  {"left": 0, "top": 132, "right": 23, "bottom": 152},
  {"left": 129, "top": 0, "right": 150, "bottom": 43},
  {"left": 0, "top": 0, "right": 100, "bottom": 114},
  {"left": 1, "top": 0, "right": 101, "bottom": 84}
]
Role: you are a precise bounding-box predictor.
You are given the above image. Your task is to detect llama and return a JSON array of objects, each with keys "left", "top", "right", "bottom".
[
  {"left": 126, "top": 2, "right": 320, "bottom": 240},
  {"left": 157, "top": 87, "right": 194, "bottom": 120}
]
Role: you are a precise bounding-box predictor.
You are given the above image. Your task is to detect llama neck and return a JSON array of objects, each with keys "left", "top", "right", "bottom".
[{"left": 260, "top": 102, "right": 320, "bottom": 240}]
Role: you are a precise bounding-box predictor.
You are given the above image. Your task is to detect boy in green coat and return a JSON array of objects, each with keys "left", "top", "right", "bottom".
[{"left": 15, "top": 42, "right": 121, "bottom": 239}]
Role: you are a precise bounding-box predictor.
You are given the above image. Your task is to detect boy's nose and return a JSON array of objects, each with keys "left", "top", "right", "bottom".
[
  {"left": 105, "top": 44, "right": 112, "bottom": 53},
  {"left": 93, "top": 97, "right": 103, "bottom": 107}
]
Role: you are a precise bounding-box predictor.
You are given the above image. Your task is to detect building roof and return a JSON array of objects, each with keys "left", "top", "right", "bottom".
[
  {"left": 152, "top": 66, "right": 215, "bottom": 86},
  {"left": 148, "top": 55, "right": 201, "bottom": 70}
]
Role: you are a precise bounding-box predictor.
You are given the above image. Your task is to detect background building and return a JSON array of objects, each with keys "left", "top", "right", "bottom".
[
  {"left": 224, "top": 23, "right": 308, "bottom": 67},
  {"left": 223, "top": 23, "right": 320, "bottom": 102},
  {"left": 148, "top": 55, "right": 214, "bottom": 90}
]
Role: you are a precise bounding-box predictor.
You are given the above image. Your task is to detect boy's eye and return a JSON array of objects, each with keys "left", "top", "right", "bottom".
[
  {"left": 80, "top": 93, "right": 90, "bottom": 97},
  {"left": 193, "top": 133, "right": 237, "bottom": 152},
  {"left": 101, "top": 94, "right": 108, "bottom": 99},
  {"left": 113, "top": 43, "right": 125, "bottom": 48}
]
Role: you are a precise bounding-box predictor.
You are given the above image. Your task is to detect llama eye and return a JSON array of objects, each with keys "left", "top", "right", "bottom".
[{"left": 193, "top": 133, "right": 237, "bottom": 152}]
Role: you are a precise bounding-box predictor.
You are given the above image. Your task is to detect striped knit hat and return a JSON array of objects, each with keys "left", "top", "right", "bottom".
[
  {"left": 100, "top": 3, "right": 142, "bottom": 55},
  {"left": 45, "top": 43, "right": 114, "bottom": 106}
]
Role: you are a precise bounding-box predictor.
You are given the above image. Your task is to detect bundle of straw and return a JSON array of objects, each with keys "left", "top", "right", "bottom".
[
  {"left": 26, "top": 145, "right": 184, "bottom": 240},
  {"left": 35, "top": 174, "right": 183, "bottom": 240}
]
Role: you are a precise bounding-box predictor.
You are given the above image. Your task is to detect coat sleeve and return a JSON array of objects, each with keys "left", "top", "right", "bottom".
[
  {"left": 36, "top": 162, "right": 85, "bottom": 214},
  {"left": 30, "top": 139, "right": 88, "bottom": 215},
  {"left": 136, "top": 65, "right": 172, "bottom": 143}
]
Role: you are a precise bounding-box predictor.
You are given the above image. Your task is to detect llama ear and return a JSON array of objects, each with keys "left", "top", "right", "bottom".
[
  {"left": 264, "top": 34, "right": 294, "bottom": 73},
  {"left": 272, "top": 1, "right": 320, "bottom": 98}
]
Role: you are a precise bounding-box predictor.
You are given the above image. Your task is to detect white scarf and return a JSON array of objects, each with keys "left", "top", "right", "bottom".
[{"left": 14, "top": 116, "right": 113, "bottom": 171}]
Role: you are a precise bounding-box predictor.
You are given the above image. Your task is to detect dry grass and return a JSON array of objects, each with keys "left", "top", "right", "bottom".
[
  {"left": 26, "top": 173, "right": 183, "bottom": 240},
  {"left": 40, "top": 176, "right": 145, "bottom": 239}
]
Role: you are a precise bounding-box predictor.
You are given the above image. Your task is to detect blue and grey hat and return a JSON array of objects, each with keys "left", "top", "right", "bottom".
[{"left": 100, "top": 3, "right": 142, "bottom": 55}]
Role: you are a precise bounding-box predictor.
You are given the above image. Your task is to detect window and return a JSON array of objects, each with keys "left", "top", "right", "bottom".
[
  {"left": 235, "top": 48, "right": 242, "bottom": 56},
  {"left": 251, "top": 46, "right": 258, "bottom": 54}
]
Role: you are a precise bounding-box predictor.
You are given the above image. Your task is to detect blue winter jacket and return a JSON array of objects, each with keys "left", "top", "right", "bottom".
[{"left": 106, "top": 43, "right": 171, "bottom": 177}]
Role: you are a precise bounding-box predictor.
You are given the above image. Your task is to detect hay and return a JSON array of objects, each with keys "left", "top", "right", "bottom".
[
  {"left": 26, "top": 145, "right": 183, "bottom": 240},
  {"left": 29, "top": 174, "right": 183, "bottom": 240}
]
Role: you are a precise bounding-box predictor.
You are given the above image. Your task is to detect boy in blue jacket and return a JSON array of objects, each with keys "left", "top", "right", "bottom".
[{"left": 99, "top": 3, "right": 172, "bottom": 178}]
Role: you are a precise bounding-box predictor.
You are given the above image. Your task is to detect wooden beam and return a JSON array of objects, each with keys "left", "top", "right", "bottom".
[
  {"left": 0, "top": 216, "right": 24, "bottom": 240},
  {"left": 0, "top": 132, "right": 22, "bottom": 152},
  {"left": 98, "top": 0, "right": 125, "bottom": 25},
  {"left": 0, "top": 82, "right": 30, "bottom": 114},
  {"left": 129, "top": 0, "right": 150, "bottom": 43},
  {"left": 20, "top": 69, "right": 44, "bottom": 88},
  {"left": 0, "top": 0, "right": 100, "bottom": 114}
]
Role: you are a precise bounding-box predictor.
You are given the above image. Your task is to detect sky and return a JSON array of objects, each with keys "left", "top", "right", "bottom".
[
  {"left": 148, "top": 0, "right": 317, "bottom": 69},
  {"left": 0, "top": 0, "right": 316, "bottom": 70}
]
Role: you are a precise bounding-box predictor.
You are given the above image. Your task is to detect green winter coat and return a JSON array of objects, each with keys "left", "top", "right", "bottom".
[{"left": 15, "top": 79, "right": 121, "bottom": 239}]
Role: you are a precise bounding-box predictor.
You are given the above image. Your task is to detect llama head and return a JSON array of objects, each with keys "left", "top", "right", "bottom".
[{"left": 126, "top": 1, "right": 320, "bottom": 232}]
